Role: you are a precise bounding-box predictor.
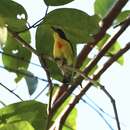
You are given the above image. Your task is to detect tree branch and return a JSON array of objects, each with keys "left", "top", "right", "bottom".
[
  {"left": 101, "top": 86, "right": 121, "bottom": 130},
  {"left": 83, "top": 15, "right": 130, "bottom": 75},
  {"left": 51, "top": 16, "right": 130, "bottom": 116},
  {"left": 52, "top": 0, "right": 129, "bottom": 117},
  {"left": 58, "top": 41, "right": 130, "bottom": 129},
  {"left": 76, "top": 0, "right": 128, "bottom": 68},
  {"left": 39, "top": 56, "right": 54, "bottom": 130},
  {"left": 8, "top": 28, "right": 38, "bottom": 56}
]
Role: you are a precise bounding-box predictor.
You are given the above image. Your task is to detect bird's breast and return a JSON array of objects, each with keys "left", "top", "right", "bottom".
[{"left": 57, "top": 41, "right": 63, "bottom": 49}]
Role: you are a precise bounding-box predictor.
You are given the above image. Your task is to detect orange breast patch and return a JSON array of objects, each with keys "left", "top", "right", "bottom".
[{"left": 57, "top": 41, "right": 63, "bottom": 49}]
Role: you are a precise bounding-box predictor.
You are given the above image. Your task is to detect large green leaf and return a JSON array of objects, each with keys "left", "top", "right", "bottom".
[
  {"left": 0, "top": 121, "right": 34, "bottom": 130},
  {"left": 114, "top": 10, "right": 130, "bottom": 26},
  {"left": 94, "top": 0, "right": 117, "bottom": 18},
  {"left": 0, "top": 0, "right": 27, "bottom": 31},
  {"left": 44, "top": 0, "right": 74, "bottom": 6},
  {"left": 0, "top": 101, "right": 47, "bottom": 130},
  {"left": 37, "top": 8, "right": 100, "bottom": 81},
  {"left": 36, "top": 24, "right": 63, "bottom": 81},
  {"left": 97, "top": 34, "right": 124, "bottom": 65},
  {"left": 44, "top": 8, "right": 100, "bottom": 43},
  {"left": 2, "top": 31, "right": 32, "bottom": 82}
]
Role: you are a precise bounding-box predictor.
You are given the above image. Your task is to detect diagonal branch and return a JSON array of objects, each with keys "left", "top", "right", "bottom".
[
  {"left": 8, "top": 28, "right": 38, "bottom": 56},
  {"left": 58, "top": 41, "right": 130, "bottom": 130},
  {"left": 51, "top": 16, "right": 130, "bottom": 115},
  {"left": 83, "top": 15, "right": 130, "bottom": 75},
  {"left": 53, "top": 0, "right": 129, "bottom": 115},
  {"left": 59, "top": 42, "right": 130, "bottom": 130},
  {"left": 76, "top": 0, "right": 128, "bottom": 68}
]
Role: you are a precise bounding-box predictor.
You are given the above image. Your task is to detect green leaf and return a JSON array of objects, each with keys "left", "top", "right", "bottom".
[
  {"left": 44, "top": 8, "right": 100, "bottom": 43},
  {"left": 0, "top": 0, "right": 28, "bottom": 31},
  {"left": 47, "top": 83, "right": 60, "bottom": 96},
  {"left": 52, "top": 96, "right": 77, "bottom": 130},
  {"left": 37, "top": 8, "right": 100, "bottom": 81},
  {"left": 0, "top": 100, "right": 48, "bottom": 130},
  {"left": 114, "top": 10, "right": 130, "bottom": 26},
  {"left": 36, "top": 25, "right": 53, "bottom": 55},
  {"left": 0, "top": 121, "right": 34, "bottom": 130},
  {"left": 64, "top": 108, "right": 77, "bottom": 130},
  {"left": 24, "top": 71, "right": 38, "bottom": 95},
  {"left": 36, "top": 24, "right": 63, "bottom": 81},
  {"left": 108, "top": 41, "right": 124, "bottom": 65},
  {"left": 44, "top": 0, "right": 74, "bottom": 6},
  {"left": 80, "top": 57, "right": 91, "bottom": 71},
  {"left": 94, "top": 0, "right": 117, "bottom": 18},
  {"left": 97, "top": 34, "right": 110, "bottom": 49},
  {"left": 97, "top": 34, "right": 124, "bottom": 65},
  {"left": 2, "top": 31, "right": 32, "bottom": 82},
  {"left": 115, "top": 56, "right": 124, "bottom": 65},
  {"left": 80, "top": 58, "right": 98, "bottom": 76}
]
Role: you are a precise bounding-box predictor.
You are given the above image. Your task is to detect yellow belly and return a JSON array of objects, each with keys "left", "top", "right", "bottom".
[
  {"left": 53, "top": 38, "right": 74, "bottom": 66},
  {"left": 53, "top": 41, "right": 64, "bottom": 58}
]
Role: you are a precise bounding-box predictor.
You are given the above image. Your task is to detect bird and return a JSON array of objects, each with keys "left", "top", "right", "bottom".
[{"left": 51, "top": 26, "right": 75, "bottom": 83}]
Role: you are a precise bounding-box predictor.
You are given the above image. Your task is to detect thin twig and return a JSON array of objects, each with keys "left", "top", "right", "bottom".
[
  {"left": 0, "top": 100, "right": 6, "bottom": 106},
  {"left": 17, "top": 17, "right": 44, "bottom": 34},
  {"left": 58, "top": 94, "right": 114, "bottom": 130},
  {"left": 85, "top": 94, "right": 115, "bottom": 120},
  {"left": 0, "top": 82, "right": 23, "bottom": 101},
  {"left": 33, "top": 6, "right": 49, "bottom": 28},
  {"left": 84, "top": 92, "right": 126, "bottom": 127},
  {"left": 101, "top": 86, "right": 121, "bottom": 130},
  {"left": 81, "top": 97, "right": 114, "bottom": 130},
  {"left": 17, "top": 6, "right": 49, "bottom": 33},
  {"left": 73, "top": 92, "right": 115, "bottom": 130},
  {"left": 34, "top": 83, "right": 49, "bottom": 99}
]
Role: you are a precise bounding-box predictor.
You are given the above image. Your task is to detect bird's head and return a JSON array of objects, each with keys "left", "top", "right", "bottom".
[{"left": 51, "top": 26, "right": 67, "bottom": 40}]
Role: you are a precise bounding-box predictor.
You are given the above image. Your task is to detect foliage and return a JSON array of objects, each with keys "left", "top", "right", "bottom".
[
  {"left": 0, "top": 0, "right": 130, "bottom": 130},
  {"left": 0, "top": 101, "right": 47, "bottom": 130}
]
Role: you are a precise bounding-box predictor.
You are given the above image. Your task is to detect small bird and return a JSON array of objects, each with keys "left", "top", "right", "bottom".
[{"left": 51, "top": 26, "right": 75, "bottom": 83}]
